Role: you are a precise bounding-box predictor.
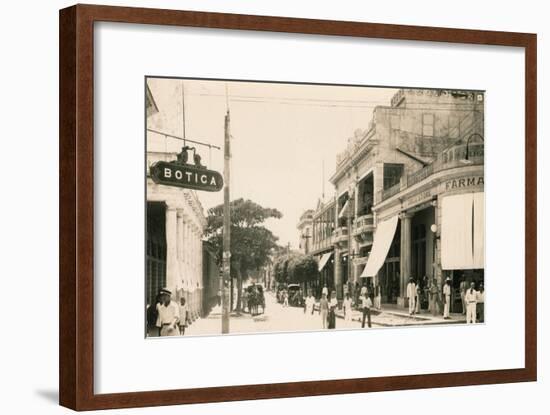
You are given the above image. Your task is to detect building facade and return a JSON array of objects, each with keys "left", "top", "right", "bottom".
[
  {"left": 303, "top": 88, "right": 484, "bottom": 309},
  {"left": 146, "top": 84, "right": 210, "bottom": 321},
  {"left": 297, "top": 209, "right": 314, "bottom": 254}
]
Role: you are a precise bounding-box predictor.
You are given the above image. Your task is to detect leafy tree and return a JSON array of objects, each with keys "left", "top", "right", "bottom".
[
  {"left": 290, "top": 255, "right": 318, "bottom": 284},
  {"left": 205, "top": 198, "right": 282, "bottom": 312}
]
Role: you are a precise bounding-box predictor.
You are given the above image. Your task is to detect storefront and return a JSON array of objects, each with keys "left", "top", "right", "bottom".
[
  {"left": 369, "top": 140, "right": 484, "bottom": 312},
  {"left": 146, "top": 152, "right": 208, "bottom": 322}
]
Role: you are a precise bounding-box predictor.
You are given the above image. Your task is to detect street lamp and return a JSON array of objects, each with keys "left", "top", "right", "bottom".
[{"left": 460, "top": 133, "right": 484, "bottom": 165}]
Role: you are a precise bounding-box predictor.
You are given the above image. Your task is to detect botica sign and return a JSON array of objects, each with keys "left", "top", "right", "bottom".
[{"left": 150, "top": 161, "right": 223, "bottom": 192}]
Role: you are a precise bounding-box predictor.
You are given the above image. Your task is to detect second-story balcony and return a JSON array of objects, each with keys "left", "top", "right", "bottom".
[
  {"left": 353, "top": 214, "right": 375, "bottom": 244},
  {"left": 333, "top": 226, "right": 349, "bottom": 248},
  {"left": 311, "top": 235, "right": 334, "bottom": 255}
]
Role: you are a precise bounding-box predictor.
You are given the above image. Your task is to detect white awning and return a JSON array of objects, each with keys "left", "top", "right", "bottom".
[
  {"left": 338, "top": 200, "right": 350, "bottom": 219},
  {"left": 318, "top": 252, "right": 333, "bottom": 272},
  {"left": 360, "top": 215, "right": 399, "bottom": 278},
  {"left": 473, "top": 192, "right": 485, "bottom": 269},
  {"left": 441, "top": 193, "right": 484, "bottom": 270}
]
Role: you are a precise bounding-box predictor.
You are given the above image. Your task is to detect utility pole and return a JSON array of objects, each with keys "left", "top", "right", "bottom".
[{"left": 222, "top": 110, "right": 231, "bottom": 334}]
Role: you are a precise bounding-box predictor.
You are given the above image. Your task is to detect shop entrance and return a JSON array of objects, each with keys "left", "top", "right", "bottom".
[
  {"left": 447, "top": 269, "right": 485, "bottom": 314},
  {"left": 380, "top": 259, "right": 400, "bottom": 304},
  {"left": 146, "top": 202, "right": 167, "bottom": 306},
  {"left": 380, "top": 220, "right": 401, "bottom": 304}
]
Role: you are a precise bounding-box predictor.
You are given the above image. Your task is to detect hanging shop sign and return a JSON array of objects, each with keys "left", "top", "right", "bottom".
[{"left": 150, "top": 146, "right": 223, "bottom": 192}]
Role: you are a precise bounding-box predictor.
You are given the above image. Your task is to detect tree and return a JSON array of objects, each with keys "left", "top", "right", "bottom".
[
  {"left": 205, "top": 198, "right": 282, "bottom": 312},
  {"left": 291, "top": 255, "right": 318, "bottom": 284}
]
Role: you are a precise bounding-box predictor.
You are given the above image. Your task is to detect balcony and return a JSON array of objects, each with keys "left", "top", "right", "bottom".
[
  {"left": 311, "top": 235, "right": 334, "bottom": 255},
  {"left": 332, "top": 226, "right": 349, "bottom": 247},
  {"left": 353, "top": 214, "right": 375, "bottom": 244},
  {"left": 378, "top": 142, "right": 484, "bottom": 203}
]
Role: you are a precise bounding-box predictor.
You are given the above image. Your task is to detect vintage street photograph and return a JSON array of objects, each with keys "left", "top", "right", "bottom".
[{"left": 145, "top": 77, "right": 485, "bottom": 338}]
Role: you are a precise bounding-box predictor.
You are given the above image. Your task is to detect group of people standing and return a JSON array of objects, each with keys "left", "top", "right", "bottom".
[
  {"left": 406, "top": 277, "right": 485, "bottom": 323},
  {"left": 146, "top": 288, "right": 191, "bottom": 337},
  {"left": 457, "top": 278, "right": 485, "bottom": 323},
  {"left": 303, "top": 284, "right": 374, "bottom": 330}
]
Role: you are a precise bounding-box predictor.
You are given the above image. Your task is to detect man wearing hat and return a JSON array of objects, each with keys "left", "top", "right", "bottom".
[
  {"left": 156, "top": 288, "right": 180, "bottom": 336},
  {"left": 443, "top": 277, "right": 452, "bottom": 319}
]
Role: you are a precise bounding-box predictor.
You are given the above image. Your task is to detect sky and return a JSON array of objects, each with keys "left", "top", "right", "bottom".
[{"left": 147, "top": 78, "right": 398, "bottom": 249}]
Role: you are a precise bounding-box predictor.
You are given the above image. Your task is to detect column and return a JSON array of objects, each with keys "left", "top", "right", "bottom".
[
  {"left": 373, "top": 162, "right": 384, "bottom": 205},
  {"left": 176, "top": 209, "right": 184, "bottom": 296},
  {"left": 399, "top": 212, "right": 412, "bottom": 307},
  {"left": 165, "top": 205, "right": 178, "bottom": 294},
  {"left": 334, "top": 246, "right": 342, "bottom": 300}
]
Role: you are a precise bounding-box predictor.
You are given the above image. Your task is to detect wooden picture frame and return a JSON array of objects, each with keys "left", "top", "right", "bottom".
[{"left": 59, "top": 4, "right": 537, "bottom": 411}]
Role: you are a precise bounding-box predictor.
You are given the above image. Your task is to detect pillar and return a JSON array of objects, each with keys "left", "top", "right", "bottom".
[
  {"left": 165, "top": 205, "right": 178, "bottom": 294},
  {"left": 176, "top": 209, "right": 184, "bottom": 294},
  {"left": 334, "top": 246, "right": 342, "bottom": 300},
  {"left": 399, "top": 212, "right": 412, "bottom": 307}
]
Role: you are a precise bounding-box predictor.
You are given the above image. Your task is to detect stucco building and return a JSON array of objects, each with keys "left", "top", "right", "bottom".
[
  {"left": 303, "top": 88, "right": 484, "bottom": 310},
  {"left": 145, "top": 83, "right": 212, "bottom": 321}
]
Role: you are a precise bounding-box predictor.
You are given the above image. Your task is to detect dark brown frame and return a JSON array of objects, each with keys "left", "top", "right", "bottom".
[{"left": 59, "top": 4, "right": 537, "bottom": 411}]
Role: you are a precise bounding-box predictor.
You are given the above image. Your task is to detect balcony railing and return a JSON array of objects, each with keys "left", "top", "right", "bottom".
[
  {"left": 378, "top": 142, "right": 484, "bottom": 203},
  {"left": 353, "top": 214, "right": 374, "bottom": 233},
  {"left": 333, "top": 226, "right": 349, "bottom": 243}
]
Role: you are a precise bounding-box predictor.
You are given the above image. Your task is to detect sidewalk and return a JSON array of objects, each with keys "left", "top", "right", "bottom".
[{"left": 314, "top": 302, "right": 465, "bottom": 327}]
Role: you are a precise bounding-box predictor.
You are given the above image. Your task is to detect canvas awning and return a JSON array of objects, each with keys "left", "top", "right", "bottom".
[
  {"left": 318, "top": 252, "right": 333, "bottom": 272},
  {"left": 338, "top": 199, "right": 350, "bottom": 219},
  {"left": 441, "top": 193, "right": 485, "bottom": 270},
  {"left": 360, "top": 215, "right": 399, "bottom": 278}
]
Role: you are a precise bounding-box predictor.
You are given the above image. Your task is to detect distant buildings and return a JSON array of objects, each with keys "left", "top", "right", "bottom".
[
  {"left": 297, "top": 209, "right": 314, "bottom": 254},
  {"left": 301, "top": 88, "right": 484, "bottom": 312}
]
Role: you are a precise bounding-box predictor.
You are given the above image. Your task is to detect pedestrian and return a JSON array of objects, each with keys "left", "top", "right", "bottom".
[
  {"left": 304, "top": 290, "right": 315, "bottom": 316},
  {"left": 146, "top": 292, "right": 162, "bottom": 337},
  {"left": 343, "top": 292, "right": 353, "bottom": 321},
  {"left": 178, "top": 296, "right": 189, "bottom": 335},
  {"left": 283, "top": 289, "right": 289, "bottom": 308},
  {"left": 360, "top": 282, "right": 368, "bottom": 298},
  {"left": 460, "top": 277, "right": 468, "bottom": 315},
  {"left": 477, "top": 283, "right": 485, "bottom": 323},
  {"left": 443, "top": 277, "right": 452, "bottom": 319},
  {"left": 156, "top": 288, "right": 180, "bottom": 336},
  {"left": 328, "top": 291, "right": 337, "bottom": 329},
  {"left": 406, "top": 278, "right": 416, "bottom": 315},
  {"left": 465, "top": 282, "right": 478, "bottom": 324},
  {"left": 415, "top": 281, "right": 422, "bottom": 314},
  {"left": 319, "top": 292, "right": 329, "bottom": 329},
  {"left": 361, "top": 292, "right": 373, "bottom": 328},
  {"left": 322, "top": 284, "right": 329, "bottom": 297},
  {"left": 428, "top": 278, "right": 435, "bottom": 315}
]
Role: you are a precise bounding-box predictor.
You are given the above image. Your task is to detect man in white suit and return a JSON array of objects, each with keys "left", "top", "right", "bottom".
[{"left": 464, "top": 282, "right": 478, "bottom": 324}]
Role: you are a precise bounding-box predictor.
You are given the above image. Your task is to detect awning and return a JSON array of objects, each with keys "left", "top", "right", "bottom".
[
  {"left": 338, "top": 200, "right": 350, "bottom": 219},
  {"left": 360, "top": 215, "right": 399, "bottom": 278},
  {"left": 473, "top": 192, "right": 485, "bottom": 268},
  {"left": 441, "top": 193, "right": 484, "bottom": 270},
  {"left": 318, "top": 252, "right": 333, "bottom": 272}
]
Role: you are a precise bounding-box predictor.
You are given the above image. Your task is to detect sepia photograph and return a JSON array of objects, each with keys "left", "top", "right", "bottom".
[{"left": 145, "top": 77, "right": 485, "bottom": 338}]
